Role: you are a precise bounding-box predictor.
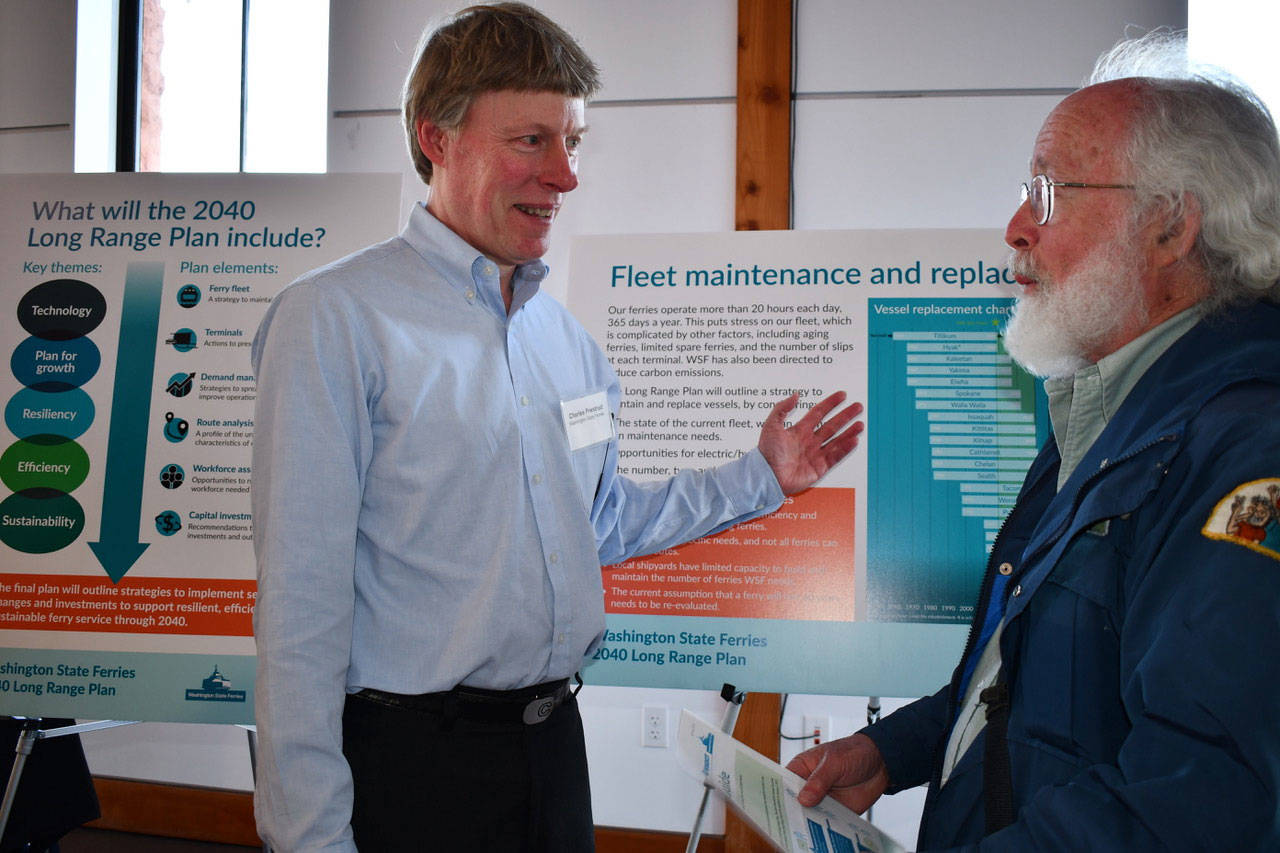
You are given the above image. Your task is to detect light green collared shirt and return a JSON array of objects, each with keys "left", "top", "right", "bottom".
[{"left": 1047, "top": 306, "right": 1204, "bottom": 490}]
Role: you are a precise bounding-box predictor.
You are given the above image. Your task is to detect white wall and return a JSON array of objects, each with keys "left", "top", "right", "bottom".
[
  {"left": 11, "top": 0, "right": 1187, "bottom": 844},
  {"left": 0, "top": 0, "right": 75, "bottom": 172},
  {"left": 792, "top": 0, "right": 1186, "bottom": 231}
]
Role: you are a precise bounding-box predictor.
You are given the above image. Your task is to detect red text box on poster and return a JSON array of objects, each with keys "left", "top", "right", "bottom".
[
  {"left": 0, "top": 574, "right": 255, "bottom": 636},
  {"left": 604, "top": 488, "right": 855, "bottom": 620}
]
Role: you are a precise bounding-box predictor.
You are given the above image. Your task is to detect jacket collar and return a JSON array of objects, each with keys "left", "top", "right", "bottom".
[{"left": 1005, "top": 300, "right": 1280, "bottom": 622}]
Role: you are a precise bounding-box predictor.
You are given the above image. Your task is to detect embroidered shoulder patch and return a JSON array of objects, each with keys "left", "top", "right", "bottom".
[{"left": 1202, "top": 478, "right": 1280, "bottom": 562}]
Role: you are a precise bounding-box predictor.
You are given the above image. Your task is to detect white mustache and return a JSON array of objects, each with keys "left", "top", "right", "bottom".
[{"left": 1009, "top": 251, "right": 1039, "bottom": 281}]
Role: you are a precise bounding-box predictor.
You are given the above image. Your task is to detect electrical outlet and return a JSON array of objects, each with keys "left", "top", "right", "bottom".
[
  {"left": 642, "top": 705, "right": 668, "bottom": 748},
  {"left": 803, "top": 714, "right": 832, "bottom": 747}
]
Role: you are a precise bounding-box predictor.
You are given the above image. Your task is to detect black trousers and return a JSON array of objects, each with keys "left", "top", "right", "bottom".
[{"left": 342, "top": 690, "right": 594, "bottom": 851}]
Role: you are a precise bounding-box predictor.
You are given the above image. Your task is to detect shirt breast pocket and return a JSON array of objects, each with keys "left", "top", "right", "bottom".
[{"left": 569, "top": 436, "right": 611, "bottom": 512}]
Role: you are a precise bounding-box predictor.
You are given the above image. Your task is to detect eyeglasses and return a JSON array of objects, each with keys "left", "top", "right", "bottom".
[{"left": 1019, "top": 174, "right": 1135, "bottom": 226}]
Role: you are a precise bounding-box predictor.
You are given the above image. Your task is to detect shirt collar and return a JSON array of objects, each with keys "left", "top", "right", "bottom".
[
  {"left": 1047, "top": 304, "right": 1203, "bottom": 488},
  {"left": 401, "top": 202, "right": 548, "bottom": 317}
]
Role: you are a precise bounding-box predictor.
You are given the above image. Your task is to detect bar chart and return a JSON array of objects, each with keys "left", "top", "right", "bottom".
[{"left": 867, "top": 298, "right": 1046, "bottom": 623}]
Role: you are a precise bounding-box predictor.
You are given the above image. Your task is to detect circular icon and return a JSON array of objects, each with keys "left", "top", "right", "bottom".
[
  {"left": 167, "top": 328, "right": 197, "bottom": 352},
  {"left": 163, "top": 412, "right": 189, "bottom": 443},
  {"left": 159, "top": 463, "right": 185, "bottom": 490},
  {"left": 177, "top": 284, "right": 201, "bottom": 308},
  {"left": 155, "top": 510, "right": 182, "bottom": 536},
  {"left": 166, "top": 372, "right": 195, "bottom": 398}
]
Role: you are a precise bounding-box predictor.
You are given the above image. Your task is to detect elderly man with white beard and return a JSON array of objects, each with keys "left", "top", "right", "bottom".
[{"left": 787, "top": 31, "right": 1280, "bottom": 851}]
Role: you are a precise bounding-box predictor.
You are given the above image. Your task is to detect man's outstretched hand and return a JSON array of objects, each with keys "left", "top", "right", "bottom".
[{"left": 758, "top": 392, "right": 864, "bottom": 495}]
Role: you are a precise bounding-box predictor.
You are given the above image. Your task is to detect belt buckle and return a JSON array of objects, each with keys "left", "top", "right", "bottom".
[{"left": 521, "top": 693, "right": 558, "bottom": 725}]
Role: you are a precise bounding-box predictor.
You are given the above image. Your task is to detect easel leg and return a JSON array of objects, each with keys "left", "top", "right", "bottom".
[
  {"left": 0, "top": 718, "right": 43, "bottom": 840},
  {"left": 243, "top": 726, "right": 271, "bottom": 853},
  {"left": 686, "top": 684, "right": 746, "bottom": 853},
  {"left": 865, "top": 697, "right": 880, "bottom": 825}
]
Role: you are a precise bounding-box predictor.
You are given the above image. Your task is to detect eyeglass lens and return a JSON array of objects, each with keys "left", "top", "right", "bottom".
[{"left": 1019, "top": 176, "right": 1050, "bottom": 225}]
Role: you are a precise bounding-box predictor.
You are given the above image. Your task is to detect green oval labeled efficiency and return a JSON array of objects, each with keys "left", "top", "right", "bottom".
[{"left": 0, "top": 436, "right": 91, "bottom": 494}]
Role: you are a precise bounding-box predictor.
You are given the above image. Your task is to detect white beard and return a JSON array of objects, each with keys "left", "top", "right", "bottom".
[{"left": 1002, "top": 242, "right": 1148, "bottom": 379}]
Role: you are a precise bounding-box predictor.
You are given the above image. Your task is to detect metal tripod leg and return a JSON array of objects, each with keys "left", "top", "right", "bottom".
[
  {"left": 0, "top": 718, "right": 138, "bottom": 841},
  {"left": 686, "top": 684, "right": 747, "bottom": 853},
  {"left": 0, "top": 718, "right": 43, "bottom": 839}
]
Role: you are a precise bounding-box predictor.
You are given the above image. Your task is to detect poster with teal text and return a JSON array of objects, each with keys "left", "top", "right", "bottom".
[
  {"left": 567, "top": 230, "right": 1047, "bottom": 697},
  {"left": 0, "top": 173, "right": 400, "bottom": 723}
]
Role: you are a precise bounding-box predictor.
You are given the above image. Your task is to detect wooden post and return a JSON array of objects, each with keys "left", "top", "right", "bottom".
[
  {"left": 736, "top": 0, "right": 793, "bottom": 232},
  {"left": 727, "top": 1, "right": 792, "bottom": 850}
]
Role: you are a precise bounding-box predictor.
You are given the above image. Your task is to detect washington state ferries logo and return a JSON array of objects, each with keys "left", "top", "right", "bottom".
[
  {"left": 185, "top": 664, "right": 247, "bottom": 703},
  {"left": 1202, "top": 478, "right": 1280, "bottom": 562}
]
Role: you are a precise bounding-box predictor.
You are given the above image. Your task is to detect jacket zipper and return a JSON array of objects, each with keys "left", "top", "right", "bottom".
[{"left": 920, "top": 432, "right": 1178, "bottom": 839}]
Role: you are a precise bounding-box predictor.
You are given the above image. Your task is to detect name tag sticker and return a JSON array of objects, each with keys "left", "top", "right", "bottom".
[{"left": 561, "top": 391, "right": 613, "bottom": 452}]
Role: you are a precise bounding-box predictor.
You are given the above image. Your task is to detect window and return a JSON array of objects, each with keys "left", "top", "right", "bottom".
[
  {"left": 75, "top": 0, "right": 329, "bottom": 173},
  {"left": 1189, "top": 0, "right": 1280, "bottom": 114}
]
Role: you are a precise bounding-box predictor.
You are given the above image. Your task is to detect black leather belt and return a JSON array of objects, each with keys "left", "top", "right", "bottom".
[{"left": 356, "top": 677, "right": 571, "bottom": 726}]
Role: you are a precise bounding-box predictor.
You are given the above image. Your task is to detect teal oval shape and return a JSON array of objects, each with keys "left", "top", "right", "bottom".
[
  {"left": 11, "top": 335, "right": 101, "bottom": 391},
  {"left": 5, "top": 387, "right": 94, "bottom": 441}
]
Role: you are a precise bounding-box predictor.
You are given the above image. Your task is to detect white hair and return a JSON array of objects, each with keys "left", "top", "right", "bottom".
[{"left": 1088, "top": 29, "right": 1280, "bottom": 309}]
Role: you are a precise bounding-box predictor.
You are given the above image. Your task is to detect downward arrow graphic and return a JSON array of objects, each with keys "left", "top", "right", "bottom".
[{"left": 89, "top": 262, "right": 164, "bottom": 582}]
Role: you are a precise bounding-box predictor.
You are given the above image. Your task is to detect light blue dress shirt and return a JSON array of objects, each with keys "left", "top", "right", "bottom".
[{"left": 249, "top": 203, "right": 784, "bottom": 851}]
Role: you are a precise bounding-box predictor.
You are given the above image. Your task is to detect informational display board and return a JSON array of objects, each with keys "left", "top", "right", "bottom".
[
  {"left": 2, "top": 183, "right": 1044, "bottom": 717},
  {"left": 568, "top": 230, "right": 1047, "bottom": 698},
  {"left": 0, "top": 173, "right": 400, "bottom": 723}
]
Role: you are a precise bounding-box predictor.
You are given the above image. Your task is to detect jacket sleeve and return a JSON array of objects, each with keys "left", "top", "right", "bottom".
[{"left": 862, "top": 685, "right": 950, "bottom": 794}]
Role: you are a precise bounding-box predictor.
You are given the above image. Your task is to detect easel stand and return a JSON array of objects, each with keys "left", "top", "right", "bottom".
[
  {"left": 241, "top": 724, "right": 272, "bottom": 853},
  {"left": 0, "top": 717, "right": 138, "bottom": 839},
  {"left": 2, "top": 718, "right": 267, "bottom": 852},
  {"left": 686, "top": 683, "right": 747, "bottom": 853},
  {"left": 865, "top": 697, "right": 880, "bottom": 824}
]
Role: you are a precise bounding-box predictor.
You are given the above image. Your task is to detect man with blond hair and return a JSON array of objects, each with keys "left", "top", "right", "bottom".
[{"left": 251, "top": 5, "right": 862, "bottom": 850}]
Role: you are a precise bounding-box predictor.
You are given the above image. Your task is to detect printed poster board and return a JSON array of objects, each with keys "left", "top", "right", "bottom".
[
  {"left": 0, "top": 173, "right": 400, "bottom": 723},
  {"left": 568, "top": 230, "right": 1047, "bottom": 697},
  {"left": 1, "top": 177, "right": 1047, "bottom": 720}
]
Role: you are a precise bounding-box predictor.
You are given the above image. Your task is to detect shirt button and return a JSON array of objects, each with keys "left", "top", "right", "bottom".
[
  {"left": 1011, "top": 584, "right": 1022, "bottom": 597},
  {"left": 520, "top": 395, "right": 530, "bottom": 406},
  {"left": 531, "top": 473, "right": 542, "bottom": 485},
  {"left": 464, "top": 288, "right": 475, "bottom": 302},
  {"left": 557, "top": 633, "right": 566, "bottom": 645},
  {"left": 549, "top": 552, "right": 559, "bottom": 564},
  {"left": 998, "top": 562, "right": 1013, "bottom": 576},
  {"left": 483, "top": 264, "right": 496, "bottom": 277}
]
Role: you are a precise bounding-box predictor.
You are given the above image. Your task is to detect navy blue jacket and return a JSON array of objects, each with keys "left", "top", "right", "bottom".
[{"left": 865, "top": 301, "right": 1280, "bottom": 850}]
